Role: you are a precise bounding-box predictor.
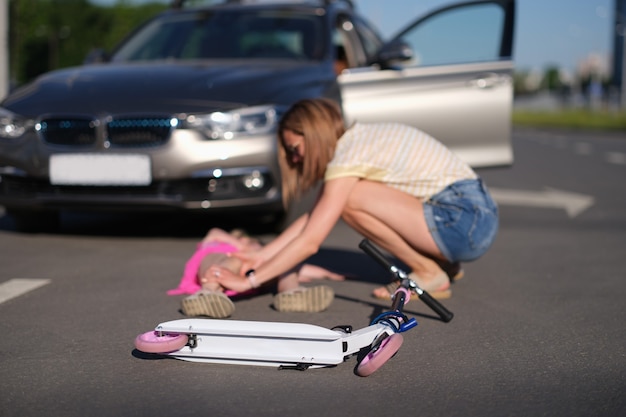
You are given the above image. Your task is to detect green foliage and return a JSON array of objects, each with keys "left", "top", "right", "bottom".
[
  {"left": 8, "top": 0, "right": 169, "bottom": 86},
  {"left": 542, "top": 66, "right": 561, "bottom": 91},
  {"left": 513, "top": 109, "right": 626, "bottom": 131}
]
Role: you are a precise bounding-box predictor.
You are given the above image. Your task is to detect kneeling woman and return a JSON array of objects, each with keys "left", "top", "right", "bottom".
[{"left": 210, "top": 98, "right": 499, "bottom": 303}]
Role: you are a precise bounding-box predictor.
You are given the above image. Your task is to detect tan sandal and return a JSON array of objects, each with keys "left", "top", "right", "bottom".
[
  {"left": 273, "top": 285, "right": 334, "bottom": 313},
  {"left": 441, "top": 261, "right": 464, "bottom": 281},
  {"left": 371, "top": 281, "right": 403, "bottom": 301},
  {"left": 372, "top": 271, "right": 452, "bottom": 300}
]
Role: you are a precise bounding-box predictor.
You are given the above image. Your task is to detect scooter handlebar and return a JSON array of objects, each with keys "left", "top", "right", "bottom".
[
  {"left": 359, "top": 239, "right": 394, "bottom": 272},
  {"left": 418, "top": 291, "right": 454, "bottom": 323},
  {"left": 359, "top": 239, "right": 454, "bottom": 323}
]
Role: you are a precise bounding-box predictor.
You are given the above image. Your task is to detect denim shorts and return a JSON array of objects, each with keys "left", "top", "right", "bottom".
[{"left": 423, "top": 179, "right": 498, "bottom": 262}]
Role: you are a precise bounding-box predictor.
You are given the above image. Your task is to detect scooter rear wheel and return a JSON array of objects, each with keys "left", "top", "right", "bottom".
[
  {"left": 134, "top": 330, "right": 189, "bottom": 354},
  {"left": 356, "top": 333, "right": 404, "bottom": 377}
]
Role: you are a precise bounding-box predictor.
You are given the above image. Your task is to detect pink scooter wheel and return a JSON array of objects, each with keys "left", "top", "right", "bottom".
[
  {"left": 356, "top": 333, "right": 404, "bottom": 377},
  {"left": 134, "top": 330, "right": 188, "bottom": 354}
]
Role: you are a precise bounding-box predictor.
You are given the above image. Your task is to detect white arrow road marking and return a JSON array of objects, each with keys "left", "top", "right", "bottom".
[
  {"left": 489, "top": 187, "right": 595, "bottom": 218},
  {"left": 0, "top": 278, "right": 51, "bottom": 304},
  {"left": 606, "top": 152, "right": 626, "bottom": 165}
]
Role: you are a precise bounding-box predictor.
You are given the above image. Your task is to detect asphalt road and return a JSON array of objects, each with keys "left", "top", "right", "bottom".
[{"left": 1, "top": 128, "right": 625, "bottom": 417}]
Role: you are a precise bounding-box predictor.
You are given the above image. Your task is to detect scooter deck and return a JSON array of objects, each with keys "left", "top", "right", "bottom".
[
  {"left": 156, "top": 318, "right": 349, "bottom": 367},
  {"left": 158, "top": 318, "right": 342, "bottom": 340}
]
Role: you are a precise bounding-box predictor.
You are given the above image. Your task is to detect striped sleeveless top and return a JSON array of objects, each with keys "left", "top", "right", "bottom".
[{"left": 324, "top": 122, "right": 477, "bottom": 199}]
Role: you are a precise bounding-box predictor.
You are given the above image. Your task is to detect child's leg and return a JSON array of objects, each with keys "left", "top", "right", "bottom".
[
  {"left": 202, "top": 228, "right": 231, "bottom": 242},
  {"left": 276, "top": 270, "right": 300, "bottom": 292},
  {"left": 274, "top": 268, "right": 334, "bottom": 313},
  {"left": 297, "top": 264, "right": 345, "bottom": 282},
  {"left": 200, "top": 268, "right": 224, "bottom": 292},
  {"left": 199, "top": 253, "right": 245, "bottom": 293},
  {"left": 199, "top": 253, "right": 230, "bottom": 292}
]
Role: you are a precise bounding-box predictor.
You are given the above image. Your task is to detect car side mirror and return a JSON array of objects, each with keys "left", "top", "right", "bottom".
[
  {"left": 83, "top": 48, "right": 110, "bottom": 65},
  {"left": 375, "top": 39, "right": 413, "bottom": 68}
]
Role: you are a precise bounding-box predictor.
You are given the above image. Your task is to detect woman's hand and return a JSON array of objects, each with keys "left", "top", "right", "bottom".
[
  {"left": 208, "top": 265, "right": 252, "bottom": 293},
  {"left": 230, "top": 251, "right": 265, "bottom": 276}
]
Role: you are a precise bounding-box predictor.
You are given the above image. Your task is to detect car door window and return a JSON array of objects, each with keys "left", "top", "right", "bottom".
[
  {"left": 338, "top": 0, "right": 516, "bottom": 168},
  {"left": 351, "top": 16, "right": 383, "bottom": 65},
  {"left": 397, "top": 3, "right": 506, "bottom": 67},
  {"left": 332, "top": 23, "right": 352, "bottom": 74},
  {"left": 333, "top": 13, "right": 383, "bottom": 69}
]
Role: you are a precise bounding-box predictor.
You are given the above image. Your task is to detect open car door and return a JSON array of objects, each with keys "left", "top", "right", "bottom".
[{"left": 339, "top": 0, "right": 516, "bottom": 168}]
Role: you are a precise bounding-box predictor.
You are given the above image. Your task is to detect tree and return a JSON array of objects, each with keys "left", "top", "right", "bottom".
[
  {"left": 542, "top": 66, "right": 561, "bottom": 91},
  {"left": 8, "top": 0, "right": 168, "bottom": 86}
]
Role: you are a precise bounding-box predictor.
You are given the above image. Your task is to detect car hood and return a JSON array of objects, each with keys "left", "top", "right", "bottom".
[{"left": 2, "top": 61, "right": 336, "bottom": 117}]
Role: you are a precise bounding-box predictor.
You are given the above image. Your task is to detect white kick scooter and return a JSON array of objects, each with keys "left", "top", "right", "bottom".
[{"left": 134, "top": 240, "right": 454, "bottom": 376}]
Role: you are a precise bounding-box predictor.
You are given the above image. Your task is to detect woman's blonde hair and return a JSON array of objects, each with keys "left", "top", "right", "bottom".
[{"left": 278, "top": 98, "right": 346, "bottom": 206}]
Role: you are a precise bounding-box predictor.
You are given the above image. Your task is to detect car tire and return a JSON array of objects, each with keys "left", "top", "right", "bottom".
[
  {"left": 8, "top": 209, "right": 61, "bottom": 233},
  {"left": 267, "top": 209, "right": 292, "bottom": 233}
]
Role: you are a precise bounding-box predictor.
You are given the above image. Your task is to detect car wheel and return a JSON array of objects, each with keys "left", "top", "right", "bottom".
[
  {"left": 267, "top": 211, "right": 289, "bottom": 233},
  {"left": 8, "top": 209, "right": 61, "bottom": 233}
]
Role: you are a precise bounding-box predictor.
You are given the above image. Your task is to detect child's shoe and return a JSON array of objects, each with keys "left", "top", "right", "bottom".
[
  {"left": 181, "top": 290, "right": 235, "bottom": 318},
  {"left": 273, "top": 285, "right": 334, "bottom": 313}
]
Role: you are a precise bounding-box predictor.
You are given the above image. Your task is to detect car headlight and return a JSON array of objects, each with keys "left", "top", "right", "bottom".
[
  {"left": 0, "top": 108, "right": 34, "bottom": 139},
  {"left": 182, "top": 105, "right": 281, "bottom": 140}
]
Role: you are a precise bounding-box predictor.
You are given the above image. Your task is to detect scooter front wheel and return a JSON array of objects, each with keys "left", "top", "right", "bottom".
[
  {"left": 356, "top": 333, "right": 404, "bottom": 377},
  {"left": 134, "top": 330, "right": 189, "bottom": 354}
]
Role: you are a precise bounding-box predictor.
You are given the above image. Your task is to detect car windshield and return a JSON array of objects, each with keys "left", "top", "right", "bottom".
[{"left": 111, "top": 9, "right": 327, "bottom": 62}]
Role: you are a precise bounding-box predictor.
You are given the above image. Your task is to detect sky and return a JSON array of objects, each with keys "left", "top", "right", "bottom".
[
  {"left": 90, "top": 0, "right": 618, "bottom": 75},
  {"left": 354, "top": 0, "right": 615, "bottom": 75}
]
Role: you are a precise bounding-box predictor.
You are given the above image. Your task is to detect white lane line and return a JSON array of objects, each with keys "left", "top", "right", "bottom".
[
  {"left": 573, "top": 142, "right": 593, "bottom": 155},
  {"left": 0, "top": 279, "right": 51, "bottom": 304},
  {"left": 606, "top": 152, "right": 626, "bottom": 165}
]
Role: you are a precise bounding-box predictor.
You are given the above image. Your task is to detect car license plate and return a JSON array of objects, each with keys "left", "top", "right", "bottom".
[{"left": 49, "top": 154, "right": 152, "bottom": 186}]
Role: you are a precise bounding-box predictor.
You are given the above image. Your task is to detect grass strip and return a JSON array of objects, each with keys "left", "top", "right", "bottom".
[{"left": 513, "top": 109, "right": 626, "bottom": 131}]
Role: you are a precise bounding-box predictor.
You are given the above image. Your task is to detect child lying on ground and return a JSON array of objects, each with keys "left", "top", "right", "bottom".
[{"left": 168, "top": 228, "right": 344, "bottom": 318}]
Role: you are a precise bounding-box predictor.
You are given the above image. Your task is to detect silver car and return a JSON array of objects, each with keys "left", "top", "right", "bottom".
[{"left": 0, "top": 0, "right": 515, "bottom": 232}]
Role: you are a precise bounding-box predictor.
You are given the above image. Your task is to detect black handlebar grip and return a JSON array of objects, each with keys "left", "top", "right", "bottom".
[
  {"left": 359, "top": 239, "right": 394, "bottom": 272},
  {"left": 418, "top": 291, "right": 454, "bottom": 322},
  {"left": 360, "top": 238, "right": 454, "bottom": 323}
]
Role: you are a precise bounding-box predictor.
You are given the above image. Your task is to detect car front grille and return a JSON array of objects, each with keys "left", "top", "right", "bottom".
[
  {"left": 107, "top": 117, "right": 173, "bottom": 147},
  {"left": 38, "top": 116, "right": 174, "bottom": 148},
  {"left": 38, "top": 117, "right": 97, "bottom": 146}
]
